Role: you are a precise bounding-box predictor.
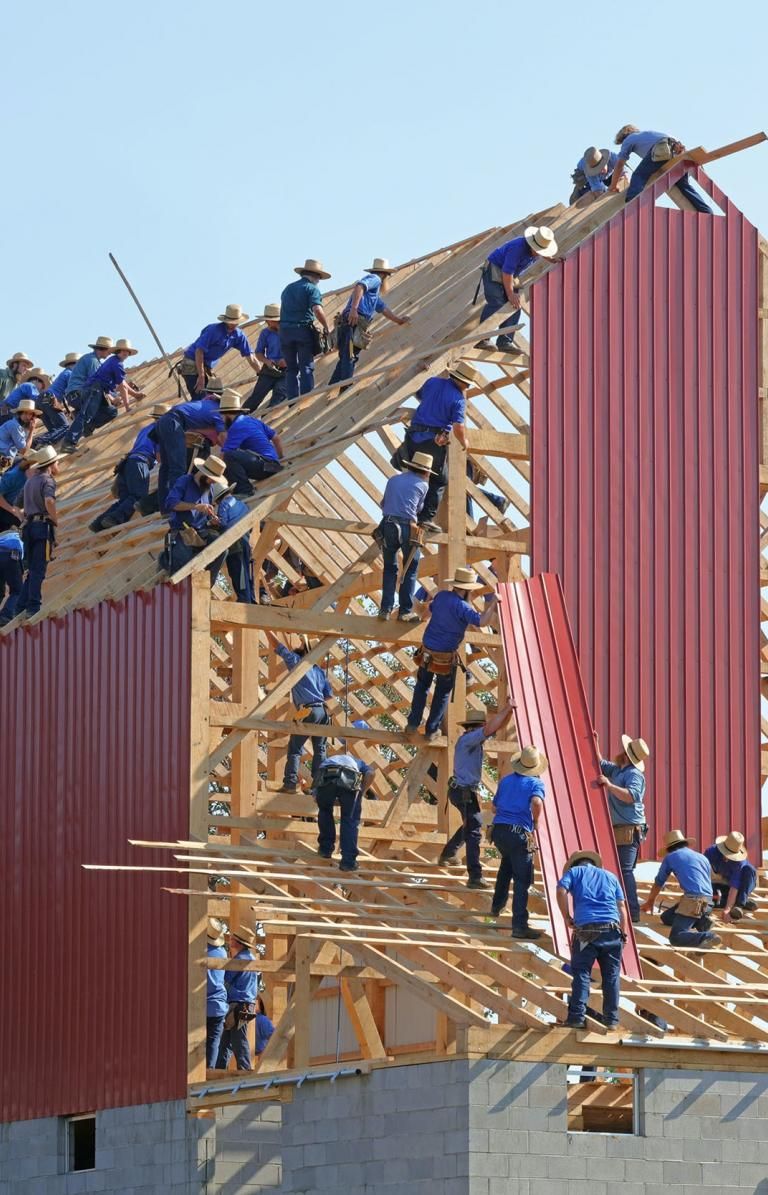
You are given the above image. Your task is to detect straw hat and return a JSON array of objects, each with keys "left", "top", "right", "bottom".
[
  {"left": 22, "top": 369, "right": 50, "bottom": 388},
  {"left": 88, "top": 336, "right": 114, "bottom": 351},
  {"left": 217, "top": 303, "right": 249, "bottom": 325},
  {"left": 32, "top": 445, "right": 61, "bottom": 468},
  {"left": 232, "top": 925, "right": 257, "bottom": 948},
  {"left": 715, "top": 830, "right": 748, "bottom": 862},
  {"left": 205, "top": 376, "right": 224, "bottom": 395},
  {"left": 524, "top": 226, "right": 558, "bottom": 258},
  {"left": 664, "top": 829, "right": 693, "bottom": 851},
  {"left": 262, "top": 303, "right": 281, "bottom": 321},
  {"left": 565, "top": 849, "right": 602, "bottom": 871},
  {"left": 207, "top": 917, "right": 226, "bottom": 946},
  {"left": 59, "top": 352, "right": 80, "bottom": 369},
  {"left": 583, "top": 146, "right": 612, "bottom": 176},
  {"left": 621, "top": 734, "right": 650, "bottom": 772},
  {"left": 510, "top": 745, "right": 548, "bottom": 776},
  {"left": 6, "top": 351, "right": 33, "bottom": 368},
  {"left": 403, "top": 450, "right": 437, "bottom": 475},
  {"left": 459, "top": 710, "right": 487, "bottom": 727},
  {"left": 294, "top": 258, "right": 331, "bottom": 280},
  {"left": 151, "top": 403, "right": 171, "bottom": 418},
  {"left": 193, "top": 455, "right": 228, "bottom": 483},
  {"left": 447, "top": 361, "right": 480, "bottom": 387},
  {"left": 219, "top": 391, "right": 243, "bottom": 414},
  {"left": 367, "top": 257, "right": 395, "bottom": 275},
  {"left": 444, "top": 566, "right": 483, "bottom": 590},
  {"left": 210, "top": 480, "right": 236, "bottom": 502},
  {"left": 16, "top": 398, "right": 43, "bottom": 416},
  {"left": 113, "top": 339, "right": 138, "bottom": 356}
]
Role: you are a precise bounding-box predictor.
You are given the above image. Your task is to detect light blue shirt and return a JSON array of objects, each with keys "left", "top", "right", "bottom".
[
  {"left": 576, "top": 150, "right": 620, "bottom": 192},
  {"left": 558, "top": 864, "right": 624, "bottom": 927},
  {"left": 600, "top": 759, "right": 646, "bottom": 826},
  {"left": 206, "top": 944, "right": 228, "bottom": 1017},
  {"left": 619, "top": 130, "right": 665, "bottom": 162},
  {"left": 4, "top": 382, "right": 38, "bottom": 411},
  {"left": 225, "top": 948, "right": 259, "bottom": 1004},
  {"left": 381, "top": 470, "right": 428, "bottom": 521},
  {"left": 66, "top": 351, "right": 102, "bottom": 395},
  {"left": 0, "top": 419, "right": 27, "bottom": 460},
  {"left": 654, "top": 847, "right": 713, "bottom": 898},
  {"left": 453, "top": 726, "right": 486, "bottom": 787},
  {"left": 276, "top": 643, "right": 332, "bottom": 708}
]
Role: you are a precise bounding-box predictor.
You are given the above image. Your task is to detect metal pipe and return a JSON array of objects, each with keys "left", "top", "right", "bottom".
[
  {"left": 618, "top": 1036, "right": 768, "bottom": 1054},
  {"left": 192, "top": 1065, "right": 364, "bottom": 1099}
]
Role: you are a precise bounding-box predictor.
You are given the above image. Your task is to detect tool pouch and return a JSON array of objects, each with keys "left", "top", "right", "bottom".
[
  {"left": 180, "top": 526, "right": 206, "bottom": 548},
  {"left": 225, "top": 1001, "right": 256, "bottom": 1030},
  {"left": 372, "top": 520, "right": 385, "bottom": 546},
  {"left": 613, "top": 824, "right": 637, "bottom": 846},
  {"left": 677, "top": 895, "right": 710, "bottom": 918},
  {"left": 351, "top": 315, "right": 374, "bottom": 351},
  {"left": 414, "top": 646, "right": 457, "bottom": 676},
  {"left": 651, "top": 137, "right": 683, "bottom": 162},
  {"left": 448, "top": 778, "right": 477, "bottom": 810},
  {"left": 523, "top": 829, "right": 538, "bottom": 854}
]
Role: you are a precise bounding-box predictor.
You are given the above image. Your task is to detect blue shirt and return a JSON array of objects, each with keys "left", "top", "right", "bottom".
[
  {"left": 453, "top": 726, "right": 486, "bottom": 787},
  {"left": 381, "top": 471, "right": 427, "bottom": 521},
  {"left": 171, "top": 397, "right": 224, "bottom": 434},
  {"left": 423, "top": 589, "right": 481, "bottom": 652},
  {"left": 276, "top": 643, "right": 332, "bottom": 708},
  {"left": 0, "top": 529, "right": 23, "bottom": 554},
  {"left": 66, "top": 351, "right": 102, "bottom": 395},
  {"left": 164, "top": 472, "right": 212, "bottom": 528},
  {"left": 206, "top": 944, "right": 229, "bottom": 1017},
  {"left": 48, "top": 368, "right": 72, "bottom": 400},
  {"left": 704, "top": 845, "right": 751, "bottom": 888},
  {"left": 4, "top": 382, "right": 38, "bottom": 411},
  {"left": 88, "top": 354, "right": 126, "bottom": 395},
  {"left": 318, "top": 751, "right": 372, "bottom": 781},
  {"left": 255, "top": 1011, "right": 274, "bottom": 1055},
  {"left": 256, "top": 328, "right": 282, "bottom": 361},
  {"left": 410, "top": 377, "right": 465, "bottom": 442},
  {"left": 223, "top": 415, "right": 278, "bottom": 459},
  {"left": 487, "top": 236, "right": 536, "bottom": 278},
  {"left": 558, "top": 864, "right": 624, "bottom": 927},
  {"left": 280, "top": 277, "right": 323, "bottom": 325},
  {"left": 0, "top": 419, "right": 27, "bottom": 459},
  {"left": 619, "top": 130, "right": 665, "bottom": 162},
  {"left": 0, "top": 463, "right": 26, "bottom": 503},
  {"left": 344, "top": 273, "right": 388, "bottom": 320},
  {"left": 655, "top": 847, "right": 713, "bottom": 898},
  {"left": 216, "top": 492, "right": 249, "bottom": 531},
  {"left": 576, "top": 151, "right": 620, "bottom": 192},
  {"left": 493, "top": 772, "right": 545, "bottom": 830},
  {"left": 184, "top": 322, "right": 252, "bottom": 368},
  {"left": 600, "top": 759, "right": 646, "bottom": 826},
  {"left": 130, "top": 422, "right": 158, "bottom": 462},
  {"left": 225, "top": 948, "right": 259, "bottom": 1004}
]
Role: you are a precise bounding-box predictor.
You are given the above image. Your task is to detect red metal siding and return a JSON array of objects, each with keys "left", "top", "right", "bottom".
[
  {"left": 0, "top": 582, "right": 192, "bottom": 1121},
  {"left": 531, "top": 165, "right": 760, "bottom": 860},
  {"left": 498, "top": 575, "right": 642, "bottom": 978}
]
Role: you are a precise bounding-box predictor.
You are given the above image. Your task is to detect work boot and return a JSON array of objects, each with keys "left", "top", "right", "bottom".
[
  {"left": 424, "top": 729, "right": 439, "bottom": 743},
  {"left": 466, "top": 877, "right": 488, "bottom": 890},
  {"left": 399, "top": 611, "right": 420, "bottom": 623},
  {"left": 280, "top": 783, "right": 298, "bottom": 794},
  {"left": 490, "top": 905, "right": 504, "bottom": 919},
  {"left": 743, "top": 900, "right": 758, "bottom": 912},
  {"left": 728, "top": 906, "right": 744, "bottom": 920},
  {"left": 438, "top": 853, "right": 461, "bottom": 867},
  {"left": 404, "top": 722, "right": 419, "bottom": 734},
  {"left": 378, "top": 608, "right": 392, "bottom": 620},
  {"left": 512, "top": 926, "right": 542, "bottom": 940},
  {"left": 317, "top": 849, "right": 333, "bottom": 859},
  {"left": 339, "top": 862, "right": 359, "bottom": 873},
  {"left": 562, "top": 1018, "right": 586, "bottom": 1030},
  {"left": 496, "top": 333, "right": 523, "bottom": 354},
  {"left": 474, "top": 339, "right": 496, "bottom": 352},
  {"left": 705, "top": 934, "right": 723, "bottom": 948},
  {"left": 89, "top": 519, "right": 104, "bottom": 533}
]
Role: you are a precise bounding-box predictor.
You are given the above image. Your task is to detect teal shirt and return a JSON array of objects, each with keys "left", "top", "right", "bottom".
[{"left": 280, "top": 277, "right": 322, "bottom": 325}]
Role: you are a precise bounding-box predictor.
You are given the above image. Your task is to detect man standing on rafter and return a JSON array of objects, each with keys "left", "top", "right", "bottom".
[
  {"left": 329, "top": 257, "right": 410, "bottom": 386},
  {"left": 266, "top": 630, "right": 333, "bottom": 792},
  {"left": 279, "top": 259, "right": 332, "bottom": 401},
  {"left": 377, "top": 450, "right": 434, "bottom": 622}
]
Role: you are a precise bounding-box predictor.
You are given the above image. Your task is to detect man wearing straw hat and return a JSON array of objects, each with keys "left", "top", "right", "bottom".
[
  {"left": 155, "top": 377, "right": 228, "bottom": 505},
  {"left": 0, "top": 396, "right": 42, "bottom": 463},
  {"left": 3, "top": 367, "right": 51, "bottom": 418},
  {"left": 206, "top": 918, "right": 229, "bottom": 1069},
  {"left": 179, "top": 304, "right": 260, "bottom": 399},
  {"left": 35, "top": 352, "right": 80, "bottom": 444},
  {"left": 217, "top": 925, "right": 261, "bottom": 1072},
  {"left": 244, "top": 304, "right": 288, "bottom": 412},
  {"left": 6, "top": 444, "right": 61, "bottom": 621},
  {"left": 329, "top": 257, "right": 410, "bottom": 386},
  {"left": 392, "top": 363, "right": 480, "bottom": 525},
  {"left": 610, "top": 124, "right": 712, "bottom": 213},
  {"left": 0, "top": 351, "right": 34, "bottom": 408},
  {"left": 489, "top": 746, "right": 549, "bottom": 936},
  {"left": 556, "top": 850, "right": 628, "bottom": 1029},
  {"left": 569, "top": 146, "right": 622, "bottom": 204},
  {"left": 377, "top": 450, "right": 435, "bottom": 622},
  {"left": 161, "top": 454, "right": 229, "bottom": 577},
  {"left": 63, "top": 336, "right": 114, "bottom": 410},
  {"left": 280, "top": 259, "right": 332, "bottom": 402},
  {"left": 475, "top": 226, "right": 560, "bottom": 354},
  {"left": 220, "top": 393, "right": 284, "bottom": 496},
  {"left": 439, "top": 701, "right": 515, "bottom": 889},
  {"left": 265, "top": 630, "right": 333, "bottom": 793},
  {"left": 704, "top": 831, "right": 758, "bottom": 921},
  {"left": 641, "top": 830, "right": 721, "bottom": 948},
  {"left": 406, "top": 567, "right": 499, "bottom": 741},
  {"left": 61, "top": 339, "right": 144, "bottom": 453},
  {"left": 90, "top": 403, "right": 170, "bottom": 532},
  {"left": 596, "top": 733, "right": 649, "bottom": 925}
]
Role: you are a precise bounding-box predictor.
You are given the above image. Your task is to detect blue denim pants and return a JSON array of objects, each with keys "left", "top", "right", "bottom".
[
  {"left": 19, "top": 520, "right": 53, "bottom": 615},
  {"left": 479, "top": 268, "right": 523, "bottom": 332},
  {"left": 316, "top": 785, "right": 362, "bottom": 868},
  {"left": 616, "top": 831, "right": 641, "bottom": 923},
  {"left": 245, "top": 370, "right": 287, "bottom": 412},
  {"left": 280, "top": 324, "right": 315, "bottom": 400},
  {"left": 329, "top": 319, "right": 359, "bottom": 385},
  {"left": 490, "top": 824, "right": 534, "bottom": 929},
  {"left": 568, "top": 928, "right": 623, "bottom": 1025},
  {"left": 380, "top": 517, "right": 422, "bottom": 614},
  {"left": 155, "top": 412, "right": 188, "bottom": 506},
  {"left": 283, "top": 704, "right": 330, "bottom": 787},
  {"left": 713, "top": 863, "right": 757, "bottom": 909},
  {"left": 0, "top": 550, "right": 23, "bottom": 623},
  {"left": 216, "top": 1021, "right": 252, "bottom": 1071},
  {"left": 96, "top": 456, "right": 151, "bottom": 527},
  {"left": 206, "top": 1015, "right": 226, "bottom": 1068},
  {"left": 407, "top": 664, "right": 454, "bottom": 734},
  {"left": 443, "top": 786, "right": 483, "bottom": 880},
  {"left": 64, "top": 384, "right": 103, "bottom": 446},
  {"left": 625, "top": 150, "right": 712, "bottom": 213},
  {"left": 660, "top": 900, "right": 716, "bottom": 946}
]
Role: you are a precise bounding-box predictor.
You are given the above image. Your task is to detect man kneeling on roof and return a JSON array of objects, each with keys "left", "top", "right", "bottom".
[
  {"left": 220, "top": 392, "right": 284, "bottom": 496},
  {"left": 557, "top": 850, "right": 628, "bottom": 1030},
  {"left": 641, "top": 829, "right": 721, "bottom": 948},
  {"left": 90, "top": 403, "right": 169, "bottom": 532},
  {"left": 377, "top": 450, "right": 434, "bottom": 622},
  {"left": 161, "top": 454, "right": 228, "bottom": 578},
  {"left": 704, "top": 830, "right": 758, "bottom": 922},
  {"left": 313, "top": 721, "right": 377, "bottom": 873}
]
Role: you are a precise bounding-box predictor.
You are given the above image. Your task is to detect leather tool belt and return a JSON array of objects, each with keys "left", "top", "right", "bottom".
[
  {"left": 574, "top": 921, "right": 621, "bottom": 947},
  {"left": 448, "top": 778, "right": 479, "bottom": 809},
  {"left": 224, "top": 1001, "right": 256, "bottom": 1030},
  {"left": 613, "top": 824, "right": 638, "bottom": 846},
  {"left": 413, "top": 646, "right": 457, "bottom": 676},
  {"left": 676, "top": 894, "right": 711, "bottom": 918}
]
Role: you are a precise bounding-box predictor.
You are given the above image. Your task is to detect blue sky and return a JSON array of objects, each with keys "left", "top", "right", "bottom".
[{"left": 4, "top": 0, "right": 766, "bottom": 367}]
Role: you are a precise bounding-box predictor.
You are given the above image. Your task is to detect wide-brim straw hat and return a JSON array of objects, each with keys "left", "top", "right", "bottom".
[
  {"left": 366, "top": 257, "right": 395, "bottom": 275},
  {"left": 33, "top": 445, "right": 61, "bottom": 468},
  {"left": 510, "top": 745, "right": 548, "bottom": 776},
  {"left": 88, "top": 336, "right": 114, "bottom": 351},
  {"left": 7, "top": 352, "right": 33, "bottom": 368},
  {"left": 16, "top": 398, "right": 43, "bottom": 416},
  {"left": 583, "top": 146, "right": 612, "bottom": 176},
  {"left": 524, "top": 225, "right": 558, "bottom": 258},
  {"left": 59, "top": 352, "right": 80, "bottom": 369},
  {"left": 447, "top": 361, "right": 480, "bottom": 387},
  {"left": 219, "top": 391, "right": 244, "bottom": 414},
  {"left": 664, "top": 829, "right": 693, "bottom": 851},
  {"left": 207, "top": 917, "right": 226, "bottom": 946},
  {"left": 294, "top": 258, "right": 331, "bottom": 280},
  {"left": 113, "top": 339, "right": 138, "bottom": 356},
  {"left": 217, "top": 304, "right": 249, "bottom": 324},
  {"left": 715, "top": 831, "right": 748, "bottom": 862},
  {"left": 205, "top": 376, "right": 224, "bottom": 395},
  {"left": 151, "top": 403, "right": 171, "bottom": 417},
  {"left": 22, "top": 369, "right": 50, "bottom": 387},
  {"left": 193, "top": 455, "right": 228, "bottom": 483},
  {"left": 262, "top": 303, "right": 281, "bottom": 321},
  {"left": 232, "top": 925, "right": 257, "bottom": 948},
  {"left": 566, "top": 849, "right": 602, "bottom": 871},
  {"left": 403, "top": 450, "right": 438, "bottom": 475},
  {"left": 459, "top": 710, "right": 487, "bottom": 727},
  {"left": 210, "top": 480, "right": 236, "bottom": 501},
  {"left": 444, "top": 566, "right": 483, "bottom": 590},
  {"left": 622, "top": 734, "right": 650, "bottom": 772}
]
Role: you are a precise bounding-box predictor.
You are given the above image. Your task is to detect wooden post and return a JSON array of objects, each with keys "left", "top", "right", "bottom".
[
  {"left": 189, "top": 572, "right": 212, "bottom": 1085},
  {"left": 437, "top": 437, "right": 468, "bottom": 834}
]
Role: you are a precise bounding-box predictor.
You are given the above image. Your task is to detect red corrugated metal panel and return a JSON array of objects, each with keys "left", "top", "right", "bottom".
[
  {"left": 531, "top": 165, "right": 760, "bottom": 861},
  {"left": 498, "top": 575, "right": 642, "bottom": 978},
  {"left": 0, "top": 582, "right": 192, "bottom": 1121}
]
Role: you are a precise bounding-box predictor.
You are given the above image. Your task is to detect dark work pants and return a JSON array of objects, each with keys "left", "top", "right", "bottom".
[
  {"left": 156, "top": 412, "right": 188, "bottom": 506},
  {"left": 380, "top": 517, "right": 421, "bottom": 614},
  {"left": 182, "top": 370, "right": 204, "bottom": 399},
  {"left": 329, "top": 319, "right": 359, "bottom": 385},
  {"left": 615, "top": 831, "right": 641, "bottom": 923},
  {"left": 393, "top": 433, "right": 447, "bottom": 522},
  {"left": 0, "top": 551, "right": 24, "bottom": 623},
  {"left": 226, "top": 539, "right": 254, "bottom": 603},
  {"left": 316, "top": 785, "right": 362, "bottom": 868},
  {"left": 479, "top": 268, "right": 523, "bottom": 336},
  {"left": 39, "top": 396, "right": 70, "bottom": 437},
  {"left": 245, "top": 370, "right": 287, "bottom": 412},
  {"left": 568, "top": 929, "right": 623, "bottom": 1025},
  {"left": 95, "top": 456, "right": 151, "bottom": 527},
  {"left": 19, "top": 521, "right": 52, "bottom": 615},
  {"left": 660, "top": 901, "right": 716, "bottom": 947},
  {"left": 443, "top": 787, "right": 483, "bottom": 880},
  {"left": 217, "top": 1023, "right": 252, "bottom": 1071},
  {"left": 280, "top": 324, "right": 315, "bottom": 400},
  {"left": 625, "top": 150, "right": 712, "bottom": 212},
  {"left": 491, "top": 825, "right": 534, "bottom": 929},
  {"left": 64, "top": 383, "right": 109, "bottom": 446},
  {"left": 407, "top": 665, "right": 454, "bottom": 735},
  {"left": 206, "top": 1015, "right": 226, "bottom": 1068},
  {"left": 222, "top": 448, "right": 282, "bottom": 495},
  {"left": 284, "top": 705, "right": 330, "bottom": 788},
  {"left": 712, "top": 864, "right": 757, "bottom": 908}
]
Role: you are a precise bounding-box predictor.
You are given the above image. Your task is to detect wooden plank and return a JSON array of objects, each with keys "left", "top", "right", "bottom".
[
  {"left": 340, "top": 978, "right": 389, "bottom": 1060},
  {"left": 188, "top": 573, "right": 212, "bottom": 1087}
]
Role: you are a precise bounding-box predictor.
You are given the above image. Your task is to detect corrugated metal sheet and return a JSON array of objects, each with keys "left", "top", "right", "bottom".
[
  {"left": 497, "top": 575, "right": 642, "bottom": 978},
  {"left": 531, "top": 164, "right": 760, "bottom": 860},
  {"left": 0, "top": 582, "right": 192, "bottom": 1121}
]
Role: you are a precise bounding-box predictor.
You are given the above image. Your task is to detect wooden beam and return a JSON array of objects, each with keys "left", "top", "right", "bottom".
[
  {"left": 689, "top": 131, "right": 767, "bottom": 166},
  {"left": 467, "top": 428, "right": 529, "bottom": 459},
  {"left": 188, "top": 573, "right": 212, "bottom": 1087}
]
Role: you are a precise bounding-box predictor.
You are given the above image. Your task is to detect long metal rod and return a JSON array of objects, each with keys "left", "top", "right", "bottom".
[{"left": 108, "top": 252, "right": 180, "bottom": 384}]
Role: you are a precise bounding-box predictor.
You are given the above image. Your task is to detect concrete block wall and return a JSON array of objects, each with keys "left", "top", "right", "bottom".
[{"left": 212, "top": 1102, "right": 283, "bottom": 1193}]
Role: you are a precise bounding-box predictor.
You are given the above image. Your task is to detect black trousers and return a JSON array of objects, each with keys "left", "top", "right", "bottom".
[{"left": 391, "top": 432, "right": 447, "bottom": 521}]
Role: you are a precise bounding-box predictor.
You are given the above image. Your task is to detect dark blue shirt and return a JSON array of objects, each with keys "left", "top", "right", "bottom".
[
  {"left": 4, "top": 382, "right": 38, "bottom": 411},
  {"left": 88, "top": 354, "right": 126, "bottom": 395},
  {"left": 654, "top": 847, "right": 713, "bottom": 898},
  {"left": 256, "top": 328, "right": 282, "bottom": 361},
  {"left": 184, "top": 322, "right": 252, "bottom": 368},
  {"left": 0, "top": 463, "right": 26, "bottom": 503},
  {"left": 422, "top": 589, "right": 481, "bottom": 652},
  {"left": 216, "top": 492, "right": 249, "bottom": 531},
  {"left": 493, "top": 772, "right": 545, "bottom": 830},
  {"left": 225, "top": 948, "right": 259, "bottom": 1004},
  {"left": 164, "top": 473, "right": 212, "bottom": 529},
  {"left": 600, "top": 759, "right": 646, "bottom": 826},
  {"left": 487, "top": 236, "right": 536, "bottom": 278},
  {"left": 66, "top": 351, "right": 102, "bottom": 395},
  {"left": 410, "top": 377, "right": 465, "bottom": 442},
  {"left": 704, "top": 845, "right": 751, "bottom": 889},
  {"left": 381, "top": 471, "right": 427, "bottom": 521},
  {"left": 280, "top": 277, "right": 322, "bottom": 325},
  {"left": 255, "top": 1012, "right": 274, "bottom": 1054},
  {"left": 344, "top": 273, "right": 388, "bottom": 320},
  {"left": 171, "top": 397, "right": 224, "bottom": 434},
  {"left": 206, "top": 944, "right": 229, "bottom": 1017},
  {"left": 130, "top": 422, "right": 158, "bottom": 463},
  {"left": 453, "top": 727, "right": 486, "bottom": 787},
  {"left": 48, "top": 368, "right": 72, "bottom": 400},
  {"left": 223, "top": 415, "right": 278, "bottom": 460},
  {"left": 558, "top": 864, "right": 624, "bottom": 927},
  {"left": 276, "top": 643, "right": 332, "bottom": 708}
]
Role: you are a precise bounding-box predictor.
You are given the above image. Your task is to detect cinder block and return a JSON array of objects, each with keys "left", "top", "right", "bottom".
[
  {"left": 586, "top": 1156, "right": 625, "bottom": 1181},
  {"left": 662, "top": 1160, "right": 703, "bottom": 1185},
  {"left": 679, "top": 1137, "right": 723, "bottom": 1163},
  {"left": 546, "top": 1154, "right": 587, "bottom": 1179},
  {"left": 565, "top": 1132, "right": 607, "bottom": 1158},
  {"left": 739, "top": 1161, "right": 768, "bottom": 1187},
  {"left": 528, "top": 1130, "right": 567, "bottom": 1156},
  {"left": 721, "top": 1137, "right": 768, "bottom": 1163},
  {"left": 468, "top": 1128, "right": 489, "bottom": 1153},
  {"left": 487, "top": 1128, "right": 528, "bottom": 1157},
  {"left": 516, "top": 1152, "right": 548, "bottom": 1178},
  {"left": 468, "top": 1151, "right": 508, "bottom": 1178}
]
